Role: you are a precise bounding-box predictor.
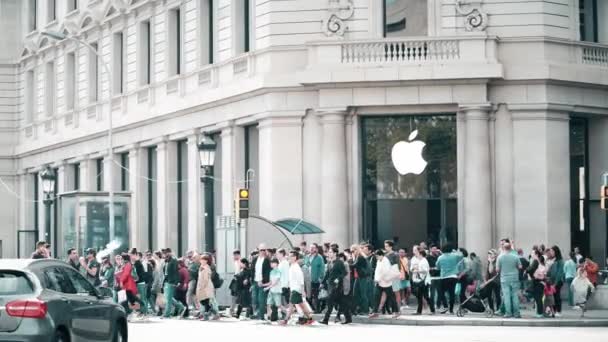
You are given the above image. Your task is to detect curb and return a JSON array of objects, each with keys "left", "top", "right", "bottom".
[{"left": 311, "top": 314, "right": 608, "bottom": 328}]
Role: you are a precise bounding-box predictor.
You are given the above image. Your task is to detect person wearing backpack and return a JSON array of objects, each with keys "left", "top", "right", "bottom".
[{"left": 527, "top": 249, "right": 546, "bottom": 318}]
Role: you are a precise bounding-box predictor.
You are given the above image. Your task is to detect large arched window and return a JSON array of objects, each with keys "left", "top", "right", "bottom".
[{"left": 383, "top": 0, "right": 428, "bottom": 37}]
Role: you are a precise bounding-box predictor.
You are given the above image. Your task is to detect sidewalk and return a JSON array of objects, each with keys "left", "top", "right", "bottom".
[{"left": 313, "top": 306, "right": 608, "bottom": 327}]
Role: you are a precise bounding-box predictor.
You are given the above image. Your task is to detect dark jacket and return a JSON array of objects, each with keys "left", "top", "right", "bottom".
[
  {"left": 427, "top": 254, "right": 440, "bottom": 278},
  {"left": 234, "top": 268, "right": 252, "bottom": 306},
  {"left": 251, "top": 256, "right": 271, "bottom": 284},
  {"left": 133, "top": 260, "right": 145, "bottom": 284},
  {"left": 164, "top": 256, "right": 180, "bottom": 285},
  {"left": 323, "top": 259, "right": 347, "bottom": 293},
  {"left": 352, "top": 255, "right": 371, "bottom": 278}
]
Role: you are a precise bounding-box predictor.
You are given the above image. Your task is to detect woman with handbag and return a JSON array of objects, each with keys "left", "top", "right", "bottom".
[
  {"left": 410, "top": 246, "right": 434, "bottom": 315},
  {"left": 399, "top": 249, "right": 411, "bottom": 308},
  {"left": 196, "top": 254, "right": 219, "bottom": 320},
  {"left": 527, "top": 249, "right": 547, "bottom": 318}
]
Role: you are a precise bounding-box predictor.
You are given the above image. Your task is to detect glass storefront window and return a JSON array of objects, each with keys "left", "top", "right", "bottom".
[
  {"left": 59, "top": 192, "right": 130, "bottom": 258},
  {"left": 362, "top": 115, "right": 457, "bottom": 249}
]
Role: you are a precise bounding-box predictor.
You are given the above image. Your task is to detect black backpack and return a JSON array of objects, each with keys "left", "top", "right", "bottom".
[{"left": 211, "top": 270, "right": 224, "bottom": 289}]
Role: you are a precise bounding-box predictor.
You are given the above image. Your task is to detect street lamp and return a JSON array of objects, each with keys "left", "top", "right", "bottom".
[
  {"left": 41, "top": 30, "right": 117, "bottom": 245},
  {"left": 198, "top": 134, "right": 217, "bottom": 179},
  {"left": 40, "top": 167, "right": 56, "bottom": 241},
  {"left": 198, "top": 134, "right": 216, "bottom": 251}
]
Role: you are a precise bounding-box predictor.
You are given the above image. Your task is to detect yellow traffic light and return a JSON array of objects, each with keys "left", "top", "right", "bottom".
[{"left": 237, "top": 188, "right": 250, "bottom": 219}]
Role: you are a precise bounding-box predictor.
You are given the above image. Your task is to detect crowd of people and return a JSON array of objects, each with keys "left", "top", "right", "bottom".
[{"left": 29, "top": 238, "right": 602, "bottom": 324}]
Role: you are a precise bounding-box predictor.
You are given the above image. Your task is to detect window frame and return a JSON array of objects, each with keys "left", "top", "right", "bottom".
[
  {"left": 47, "top": 0, "right": 57, "bottom": 23},
  {"left": 42, "top": 267, "right": 77, "bottom": 294},
  {"left": 88, "top": 41, "right": 99, "bottom": 103},
  {"left": 112, "top": 32, "right": 125, "bottom": 95},
  {"left": 45, "top": 61, "right": 56, "bottom": 117},
  {"left": 138, "top": 20, "right": 152, "bottom": 86},
  {"left": 62, "top": 266, "right": 97, "bottom": 295},
  {"left": 25, "top": 69, "right": 36, "bottom": 123},
  {"left": 167, "top": 7, "right": 184, "bottom": 76},
  {"left": 65, "top": 52, "right": 76, "bottom": 111}
]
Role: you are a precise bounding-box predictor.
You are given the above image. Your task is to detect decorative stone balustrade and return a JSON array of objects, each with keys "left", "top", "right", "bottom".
[
  {"left": 341, "top": 39, "right": 460, "bottom": 64},
  {"left": 582, "top": 45, "right": 608, "bottom": 67}
]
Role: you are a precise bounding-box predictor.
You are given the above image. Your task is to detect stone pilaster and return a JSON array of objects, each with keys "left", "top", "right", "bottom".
[
  {"left": 511, "top": 106, "right": 571, "bottom": 254},
  {"left": 461, "top": 105, "right": 493, "bottom": 256},
  {"left": 318, "top": 109, "right": 349, "bottom": 248}
]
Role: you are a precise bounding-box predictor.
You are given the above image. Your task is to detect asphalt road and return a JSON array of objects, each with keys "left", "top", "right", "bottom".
[{"left": 128, "top": 318, "right": 608, "bottom": 342}]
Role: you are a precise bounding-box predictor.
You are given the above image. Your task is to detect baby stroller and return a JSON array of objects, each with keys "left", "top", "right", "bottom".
[{"left": 456, "top": 277, "right": 496, "bottom": 318}]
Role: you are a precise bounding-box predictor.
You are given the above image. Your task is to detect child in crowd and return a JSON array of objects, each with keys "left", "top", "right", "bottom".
[
  {"left": 264, "top": 258, "right": 284, "bottom": 321},
  {"left": 543, "top": 280, "right": 556, "bottom": 318},
  {"left": 571, "top": 268, "right": 595, "bottom": 317}
]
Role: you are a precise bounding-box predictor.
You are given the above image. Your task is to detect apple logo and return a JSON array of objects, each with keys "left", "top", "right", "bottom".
[{"left": 391, "top": 130, "right": 427, "bottom": 175}]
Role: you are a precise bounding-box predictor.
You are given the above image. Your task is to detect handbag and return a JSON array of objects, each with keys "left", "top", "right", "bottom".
[
  {"left": 318, "top": 288, "right": 329, "bottom": 300},
  {"left": 117, "top": 289, "right": 127, "bottom": 303}
]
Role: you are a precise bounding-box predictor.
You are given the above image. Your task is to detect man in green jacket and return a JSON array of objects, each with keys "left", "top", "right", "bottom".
[
  {"left": 162, "top": 248, "right": 186, "bottom": 318},
  {"left": 308, "top": 243, "right": 325, "bottom": 313}
]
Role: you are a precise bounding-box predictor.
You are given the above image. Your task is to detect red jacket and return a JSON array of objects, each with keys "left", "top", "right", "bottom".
[
  {"left": 178, "top": 267, "right": 190, "bottom": 291},
  {"left": 119, "top": 263, "right": 138, "bottom": 294}
]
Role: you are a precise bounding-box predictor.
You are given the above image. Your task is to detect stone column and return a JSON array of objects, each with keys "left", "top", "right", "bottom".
[
  {"left": 257, "top": 116, "right": 304, "bottom": 221},
  {"left": 462, "top": 105, "right": 493, "bottom": 256},
  {"left": 156, "top": 140, "right": 179, "bottom": 250},
  {"left": 302, "top": 112, "right": 322, "bottom": 234},
  {"left": 55, "top": 162, "right": 70, "bottom": 194},
  {"left": 103, "top": 154, "right": 120, "bottom": 191},
  {"left": 186, "top": 134, "right": 202, "bottom": 251},
  {"left": 18, "top": 172, "right": 34, "bottom": 231},
  {"left": 220, "top": 127, "right": 235, "bottom": 216},
  {"left": 319, "top": 110, "right": 349, "bottom": 248},
  {"left": 78, "top": 158, "right": 96, "bottom": 191},
  {"left": 128, "top": 147, "right": 147, "bottom": 249},
  {"left": 494, "top": 104, "right": 515, "bottom": 242},
  {"left": 512, "top": 108, "right": 571, "bottom": 254}
]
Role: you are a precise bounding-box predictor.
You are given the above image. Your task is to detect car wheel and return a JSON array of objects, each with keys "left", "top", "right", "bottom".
[
  {"left": 54, "top": 330, "right": 69, "bottom": 342},
  {"left": 114, "top": 321, "right": 127, "bottom": 342}
]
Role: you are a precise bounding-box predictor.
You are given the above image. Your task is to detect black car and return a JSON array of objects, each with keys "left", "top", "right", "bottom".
[{"left": 0, "top": 259, "right": 127, "bottom": 342}]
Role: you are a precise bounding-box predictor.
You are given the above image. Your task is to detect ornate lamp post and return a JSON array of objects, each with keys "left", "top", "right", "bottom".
[
  {"left": 198, "top": 134, "right": 216, "bottom": 250},
  {"left": 40, "top": 167, "right": 56, "bottom": 242}
]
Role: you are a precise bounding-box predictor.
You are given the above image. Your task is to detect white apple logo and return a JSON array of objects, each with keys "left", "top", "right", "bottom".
[{"left": 391, "top": 130, "right": 427, "bottom": 175}]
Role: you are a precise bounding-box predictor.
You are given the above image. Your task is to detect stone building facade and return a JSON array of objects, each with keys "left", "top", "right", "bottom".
[{"left": 0, "top": 0, "right": 607, "bottom": 265}]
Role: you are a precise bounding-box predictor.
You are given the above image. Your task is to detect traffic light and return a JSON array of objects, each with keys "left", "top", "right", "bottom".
[
  {"left": 601, "top": 186, "right": 608, "bottom": 210},
  {"left": 237, "top": 188, "right": 250, "bottom": 219}
]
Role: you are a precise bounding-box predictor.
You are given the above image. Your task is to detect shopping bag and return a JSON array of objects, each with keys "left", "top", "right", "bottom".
[{"left": 117, "top": 290, "right": 127, "bottom": 303}]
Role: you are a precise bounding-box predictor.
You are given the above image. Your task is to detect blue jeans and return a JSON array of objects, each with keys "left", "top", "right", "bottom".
[
  {"left": 136, "top": 283, "right": 149, "bottom": 314},
  {"left": 501, "top": 281, "right": 520, "bottom": 317},
  {"left": 252, "top": 283, "right": 268, "bottom": 319},
  {"left": 566, "top": 278, "right": 574, "bottom": 307},
  {"left": 163, "top": 283, "right": 185, "bottom": 318}
]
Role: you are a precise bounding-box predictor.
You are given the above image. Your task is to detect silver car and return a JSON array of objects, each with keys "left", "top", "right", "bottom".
[{"left": 0, "top": 259, "right": 128, "bottom": 342}]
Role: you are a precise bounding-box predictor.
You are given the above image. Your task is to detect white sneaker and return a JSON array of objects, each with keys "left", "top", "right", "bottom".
[{"left": 555, "top": 313, "right": 562, "bottom": 318}]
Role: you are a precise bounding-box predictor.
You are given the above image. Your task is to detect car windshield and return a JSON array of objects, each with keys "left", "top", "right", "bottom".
[{"left": 0, "top": 271, "right": 34, "bottom": 296}]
